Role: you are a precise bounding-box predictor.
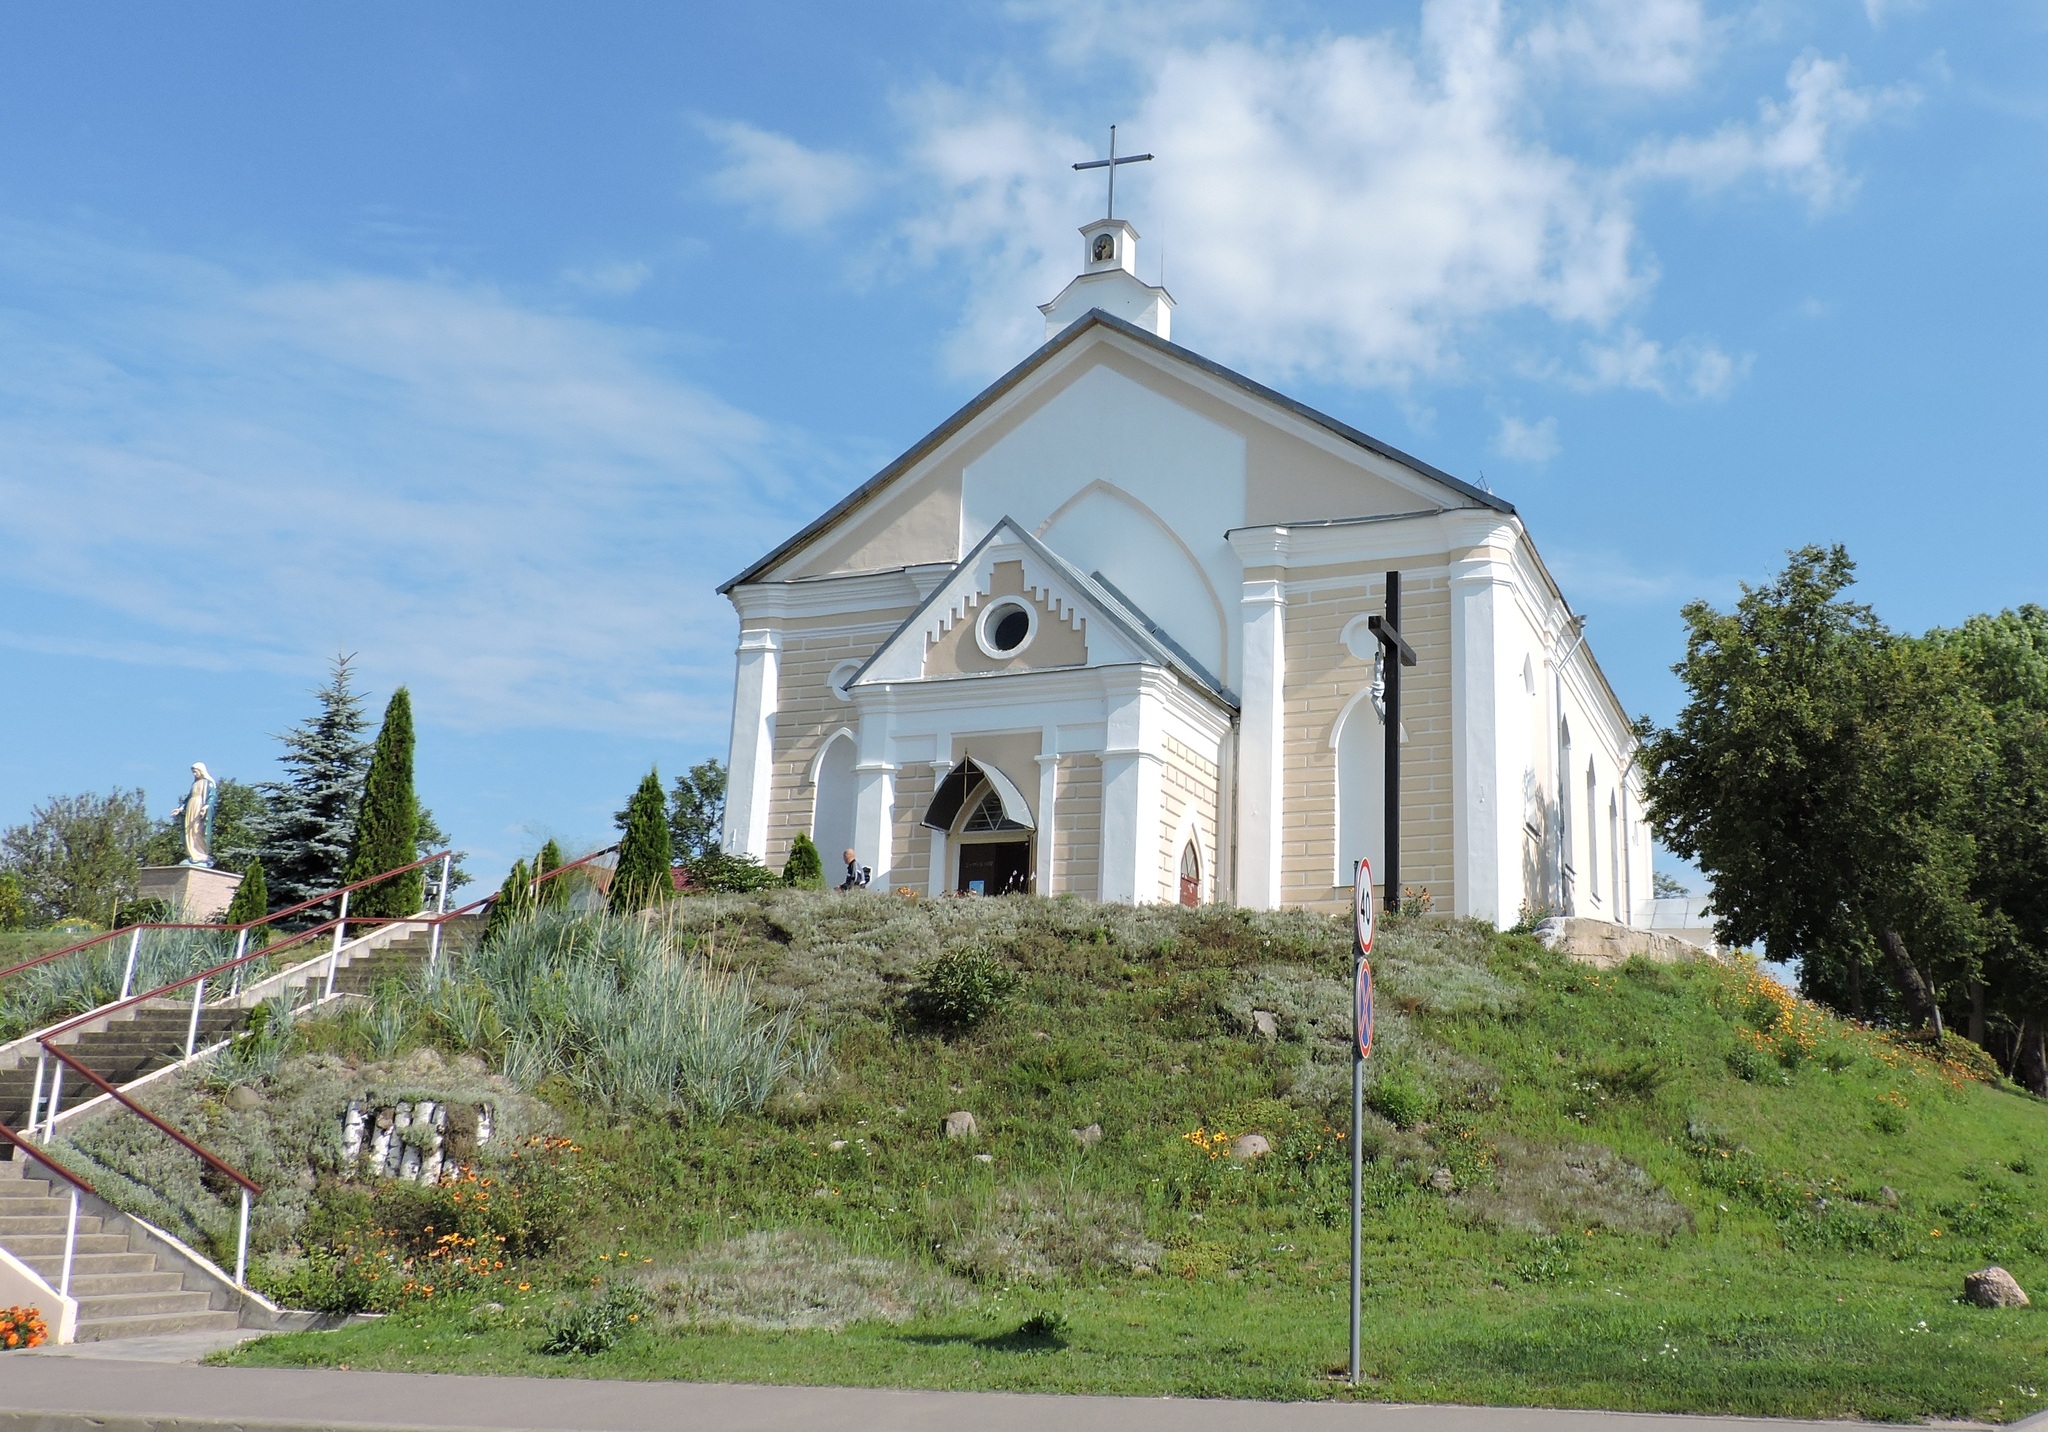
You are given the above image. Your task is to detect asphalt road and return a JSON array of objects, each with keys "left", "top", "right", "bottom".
[{"left": 2, "top": 1352, "right": 2035, "bottom": 1432}]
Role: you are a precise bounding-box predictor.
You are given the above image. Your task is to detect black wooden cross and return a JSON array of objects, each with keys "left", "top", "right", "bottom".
[
  {"left": 1072, "top": 124, "right": 1153, "bottom": 221},
  {"left": 1367, "top": 571, "right": 1418, "bottom": 912}
]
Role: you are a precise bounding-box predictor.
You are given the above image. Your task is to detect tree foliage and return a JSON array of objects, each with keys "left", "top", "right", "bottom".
[
  {"left": 535, "top": 838, "right": 572, "bottom": 909},
  {"left": 668, "top": 759, "right": 727, "bottom": 864},
  {"left": 0, "top": 788, "right": 155, "bottom": 925},
  {"left": 257, "top": 656, "right": 373, "bottom": 916},
  {"left": 782, "top": 832, "right": 825, "bottom": 890},
  {"left": 0, "top": 871, "right": 29, "bottom": 930},
  {"left": 346, "top": 687, "right": 423, "bottom": 919},
  {"left": 1638, "top": 547, "right": 2048, "bottom": 1087},
  {"left": 224, "top": 859, "right": 273, "bottom": 947},
  {"left": 611, "top": 769, "right": 672, "bottom": 913}
]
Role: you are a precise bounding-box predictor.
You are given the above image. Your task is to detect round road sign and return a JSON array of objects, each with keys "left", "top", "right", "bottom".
[
  {"left": 1356, "top": 959, "right": 1374, "bottom": 1060},
  {"left": 1353, "top": 856, "right": 1374, "bottom": 957}
]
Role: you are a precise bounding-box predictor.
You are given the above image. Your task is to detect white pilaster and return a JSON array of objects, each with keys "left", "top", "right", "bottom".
[
  {"left": 722, "top": 627, "right": 781, "bottom": 858},
  {"left": 1034, "top": 753, "right": 1060, "bottom": 895},
  {"left": 1235, "top": 577, "right": 1287, "bottom": 909},
  {"left": 927, "top": 759, "right": 953, "bottom": 898},
  {"left": 852, "top": 759, "right": 898, "bottom": 888},
  {"left": 1449, "top": 553, "right": 1519, "bottom": 928}
]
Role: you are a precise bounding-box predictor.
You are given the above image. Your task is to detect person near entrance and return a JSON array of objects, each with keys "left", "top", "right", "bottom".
[{"left": 839, "top": 848, "right": 870, "bottom": 891}]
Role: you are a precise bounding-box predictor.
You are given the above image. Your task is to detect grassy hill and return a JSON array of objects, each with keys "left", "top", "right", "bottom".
[{"left": 50, "top": 891, "right": 2048, "bottom": 1420}]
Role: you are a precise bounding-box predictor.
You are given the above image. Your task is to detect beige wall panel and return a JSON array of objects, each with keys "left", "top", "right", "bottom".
[
  {"left": 1279, "top": 571, "right": 1455, "bottom": 915},
  {"left": 924, "top": 560, "right": 1089, "bottom": 676},
  {"left": 1053, "top": 755, "right": 1103, "bottom": 895},
  {"left": 891, "top": 766, "right": 935, "bottom": 894},
  {"left": 949, "top": 730, "right": 1046, "bottom": 823},
  {"left": 1159, "top": 735, "right": 1221, "bottom": 903},
  {"left": 762, "top": 618, "right": 906, "bottom": 869}
]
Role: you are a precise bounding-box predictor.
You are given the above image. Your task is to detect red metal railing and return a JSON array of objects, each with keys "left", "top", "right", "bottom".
[
  {"left": 0, "top": 1117, "right": 98, "bottom": 1300},
  {"left": 9, "top": 843, "right": 618, "bottom": 1289}
]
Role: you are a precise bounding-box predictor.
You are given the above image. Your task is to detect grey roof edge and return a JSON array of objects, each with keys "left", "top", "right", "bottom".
[
  {"left": 718, "top": 309, "right": 1512, "bottom": 595},
  {"left": 842, "top": 516, "right": 1239, "bottom": 713}
]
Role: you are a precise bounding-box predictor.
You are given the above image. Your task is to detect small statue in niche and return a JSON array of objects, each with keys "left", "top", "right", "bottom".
[{"left": 171, "top": 762, "right": 218, "bottom": 867}]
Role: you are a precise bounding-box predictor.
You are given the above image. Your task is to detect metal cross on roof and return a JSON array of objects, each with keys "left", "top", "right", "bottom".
[{"left": 1072, "top": 124, "right": 1153, "bottom": 222}]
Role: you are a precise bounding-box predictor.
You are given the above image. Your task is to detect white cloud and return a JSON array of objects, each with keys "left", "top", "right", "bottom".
[
  {"left": 700, "top": 0, "right": 1906, "bottom": 397},
  {"left": 562, "top": 259, "right": 652, "bottom": 295},
  {"left": 1495, "top": 414, "right": 1561, "bottom": 463},
  {"left": 1570, "top": 325, "right": 1749, "bottom": 398},
  {"left": 702, "top": 119, "right": 874, "bottom": 231},
  {"left": 1521, "top": 0, "right": 1714, "bottom": 92},
  {"left": 0, "top": 222, "right": 828, "bottom": 737},
  {"left": 1632, "top": 53, "right": 1912, "bottom": 211}
]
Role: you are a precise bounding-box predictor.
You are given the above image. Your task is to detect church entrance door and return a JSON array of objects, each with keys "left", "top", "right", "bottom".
[{"left": 957, "top": 840, "right": 1029, "bottom": 896}]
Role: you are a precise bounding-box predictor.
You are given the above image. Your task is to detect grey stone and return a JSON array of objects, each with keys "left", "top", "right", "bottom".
[
  {"left": 973, "top": 1152, "right": 994, "bottom": 1164},
  {"left": 1428, "top": 1167, "right": 1456, "bottom": 1192},
  {"left": 828, "top": 1139, "right": 849, "bottom": 1151},
  {"left": 1251, "top": 1010, "right": 1279, "bottom": 1041},
  {"left": 1071, "top": 1123, "right": 1104, "bottom": 1147},
  {"left": 1964, "top": 1266, "right": 2030, "bottom": 1309},
  {"left": 225, "top": 1084, "right": 265, "bottom": 1111},
  {"left": 1231, "top": 1133, "right": 1272, "bottom": 1160},
  {"left": 943, "top": 1110, "right": 979, "bottom": 1140},
  {"left": 1880, "top": 1185, "right": 1900, "bottom": 1206}
]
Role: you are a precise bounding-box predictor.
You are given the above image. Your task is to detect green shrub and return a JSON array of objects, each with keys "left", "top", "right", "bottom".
[
  {"left": 1367, "top": 1072, "right": 1432, "bottom": 1130},
  {"left": 906, "top": 946, "right": 1017, "bottom": 1029},
  {"left": 541, "top": 1281, "right": 648, "bottom": 1356},
  {"left": 685, "top": 848, "right": 779, "bottom": 893},
  {"left": 782, "top": 833, "right": 826, "bottom": 890}
]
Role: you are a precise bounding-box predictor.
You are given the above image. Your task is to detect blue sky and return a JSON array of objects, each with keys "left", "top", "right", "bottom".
[{"left": 0, "top": 1, "right": 2042, "bottom": 891}]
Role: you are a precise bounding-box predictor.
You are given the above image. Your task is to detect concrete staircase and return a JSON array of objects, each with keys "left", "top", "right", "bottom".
[
  {"left": 0, "top": 1003, "right": 246, "bottom": 1135},
  {"left": 0, "top": 1157, "right": 240, "bottom": 1340}
]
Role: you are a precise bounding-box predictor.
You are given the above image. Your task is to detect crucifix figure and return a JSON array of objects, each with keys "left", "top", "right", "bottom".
[
  {"left": 1367, "top": 572, "right": 1418, "bottom": 913},
  {"left": 1072, "top": 124, "right": 1153, "bottom": 222}
]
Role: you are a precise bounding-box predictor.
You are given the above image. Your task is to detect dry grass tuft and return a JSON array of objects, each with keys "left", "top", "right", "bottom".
[
  {"left": 930, "top": 1182, "right": 1161, "bottom": 1285},
  {"left": 635, "top": 1228, "right": 973, "bottom": 1331},
  {"left": 1452, "top": 1136, "right": 1693, "bottom": 1240}
]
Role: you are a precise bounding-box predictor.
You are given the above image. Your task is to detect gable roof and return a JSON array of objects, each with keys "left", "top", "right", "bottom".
[
  {"left": 719, "top": 309, "right": 1513, "bottom": 594},
  {"left": 847, "top": 516, "right": 1239, "bottom": 711}
]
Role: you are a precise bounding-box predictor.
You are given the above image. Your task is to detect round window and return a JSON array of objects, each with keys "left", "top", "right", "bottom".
[{"left": 975, "top": 599, "right": 1036, "bottom": 659}]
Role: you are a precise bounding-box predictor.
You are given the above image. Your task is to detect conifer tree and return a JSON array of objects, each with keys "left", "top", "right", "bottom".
[
  {"left": 611, "top": 769, "right": 672, "bottom": 913},
  {"left": 224, "top": 859, "right": 272, "bottom": 949},
  {"left": 783, "top": 832, "right": 825, "bottom": 889},
  {"left": 257, "top": 656, "right": 372, "bottom": 916},
  {"left": 346, "top": 688, "right": 423, "bottom": 919},
  {"left": 535, "top": 837, "right": 570, "bottom": 908},
  {"left": 485, "top": 857, "right": 532, "bottom": 942}
]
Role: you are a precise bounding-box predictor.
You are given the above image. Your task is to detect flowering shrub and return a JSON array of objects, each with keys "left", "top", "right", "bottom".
[
  {"left": 0, "top": 1304, "right": 48, "bottom": 1349},
  {"left": 266, "top": 1136, "right": 583, "bottom": 1314}
]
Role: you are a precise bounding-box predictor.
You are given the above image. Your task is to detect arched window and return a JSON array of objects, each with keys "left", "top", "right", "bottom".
[
  {"left": 1585, "top": 760, "right": 1600, "bottom": 904},
  {"left": 811, "top": 732, "right": 858, "bottom": 866},
  {"left": 1179, "top": 842, "right": 1201, "bottom": 907},
  {"left": 1334, "top": 693, "right": 1386, "bottom": 889}
]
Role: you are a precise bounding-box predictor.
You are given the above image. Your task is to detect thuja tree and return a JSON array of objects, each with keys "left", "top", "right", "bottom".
[
  {"left": 258, "top": 656, "right": 372, "bottom": 915},
  {"left": 611, "top": 769, "right": 672, "bottom": 913},
  {"left": 783, "top": 832, "right": 825, "bottom": 889},
  {"left": 535, "top": 837, "right": 571, "bottom": 908},
  {"left": 346, "top": 688, "right": 422, "bottom": 919},
  {"left": 224, "top": 859, "right": 272, "bottom": 947},
  {"left": 485, "top": 858, "right": 533, "bottom": 942}
]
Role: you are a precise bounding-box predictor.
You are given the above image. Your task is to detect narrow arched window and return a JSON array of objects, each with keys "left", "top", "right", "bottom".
[{"left": 1179, "top": 842, "right": 1201, "bottom": 907}]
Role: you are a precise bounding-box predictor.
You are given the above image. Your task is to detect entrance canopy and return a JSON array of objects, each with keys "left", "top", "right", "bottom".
[{"left": 923, "top": 758, "right": 1035, "bottom": 832}]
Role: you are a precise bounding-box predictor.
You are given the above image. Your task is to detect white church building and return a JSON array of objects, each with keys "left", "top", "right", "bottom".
[{"left": 718, "top": 215, "right": 1649, "bottom": 926}]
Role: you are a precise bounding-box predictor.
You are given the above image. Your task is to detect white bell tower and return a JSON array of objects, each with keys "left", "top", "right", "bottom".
[{"left": 1041, "top": 126, "right": 1175, "bottom": 341}]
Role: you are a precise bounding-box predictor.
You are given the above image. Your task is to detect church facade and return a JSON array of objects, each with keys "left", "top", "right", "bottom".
[{"left": 718, "top": 218, "right": 1649, "bottom": 926}]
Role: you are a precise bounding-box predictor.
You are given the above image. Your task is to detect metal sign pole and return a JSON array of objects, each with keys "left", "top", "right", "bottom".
[{"left": 1349, "top": 857, "right": 1375, "bottom": 1386}]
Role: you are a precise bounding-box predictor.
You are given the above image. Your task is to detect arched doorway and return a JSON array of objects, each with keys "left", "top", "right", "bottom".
[
  {"left": 1179, "top": 842, "right": 1201, "bottom": 907},
  {"left": 924, "top": 758, "right": 1035, "bottom": 896},
  {"left": 811, "top": 732, "right": 857, "bottom": 868}
]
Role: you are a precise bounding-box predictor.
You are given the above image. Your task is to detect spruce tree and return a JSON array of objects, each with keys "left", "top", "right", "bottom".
[
  {"left": 257, "top": 656, "right": 372, "bottom": 916},
  {"left": 224, "top": 859, "right": 272, "bottom": 948},
  {"left": 346, "top": 687, "right": 423, "bottom": 919},
  {"left": 611, "top": 769, "right": 673, "bottom": 913},
  {"left": 783, "top": 832, "right": 825, "bottom": 889}
]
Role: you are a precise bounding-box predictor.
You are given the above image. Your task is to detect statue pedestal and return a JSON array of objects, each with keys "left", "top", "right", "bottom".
[{"left": 136, "top": 866, "right": 243, "bottom": 922}]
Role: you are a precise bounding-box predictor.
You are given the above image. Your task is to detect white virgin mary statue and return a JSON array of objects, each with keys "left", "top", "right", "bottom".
[{"left": 173, "top": 762, "right": 218, "bottom": 868}]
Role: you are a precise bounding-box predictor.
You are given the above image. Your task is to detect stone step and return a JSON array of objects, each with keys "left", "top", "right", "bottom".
[
  {"left": 63, "top": 1270, "right": 188, "bottom": 1297},
  {"left": 23, "top": 1250, "right": 159, "bottom": 1277},
  {"left": 0, "top": 1212, "right": 104, "bottom": 1236},
  {"left": 3, "top": 1231, "right": 131, "bottom": 1257},
  {"left": 76, "top": 1288, "right": 218, "bottom": 1320},
  {"left": 75, "top": 1308, "right": 241, "bottom": 1341},
  {"left": 0, "top": 1179, "right": 58, "bottom": 1198},
  {"left": 0, "top": 1195, "right": 79, "bottom": 1215}
]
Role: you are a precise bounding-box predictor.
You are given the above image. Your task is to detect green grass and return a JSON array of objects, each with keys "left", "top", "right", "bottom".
[{"left": 192, "top": 893, "right": 2048, "bottom": 1419}]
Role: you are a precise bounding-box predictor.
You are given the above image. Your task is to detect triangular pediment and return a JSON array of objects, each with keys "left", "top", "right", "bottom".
[
  {"left": 721, "top": 311, "right": 1511, "bottom": 598},
  {"left": 851, "top": 518, "right": 1228, "bottom": 704}
]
